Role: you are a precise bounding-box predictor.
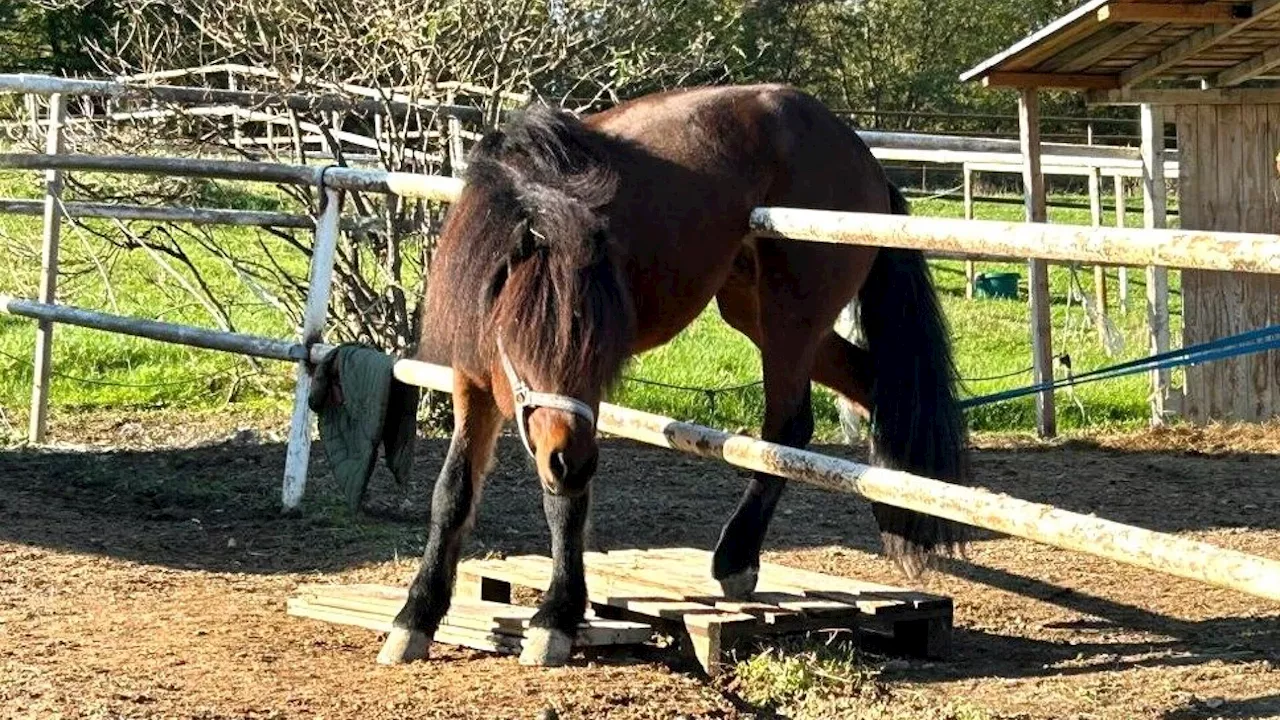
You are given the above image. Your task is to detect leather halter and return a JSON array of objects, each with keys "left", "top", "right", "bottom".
[{"left": 496, "top": 338, "right": 597, "bottom": 459}]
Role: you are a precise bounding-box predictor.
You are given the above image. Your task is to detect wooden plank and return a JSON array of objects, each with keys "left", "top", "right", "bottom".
[
  {"left": 290, "top": 587, "right": 652, "bottom": 646},
  {"left": 584, "top": 550, "right": 803, "bottom": 623},
  {"left": 1215, "top": 43, "right": 1280, "bottom": 85},
  {"left": 1089, "top": 166, "right": 1108, "bottom": 314},
  {"left": 1241, "top": 104, "right": 1272, "bottom": 421},
  {"left": 1142, "top": 104, "right": 1172, "bottom": 424},
  {"left": 1090, "top": 86, "right": 1280, "bottom": 105},
  {"left": 1200, "top": 104, "right": 1226, "bottom": 420},
  {"left": 1115, "top": 175, "right": 1131, "bottom": 312},
  {"left": 964, "top": 165, "right": 976, "bottom": 299},
  {"left": 1119, "top": 0, "right": 1280, "bottom": 87},
  {"left": 280, "top": 186, "right": 342, "bottom": 510},
  {"left": 461, "top": 556, "right": 756, "bottom": 624},
  {"left": 982, "top": 72, "right": 1120, "bottom": 89},
  {"left": 1097, "top": 3, "right": 1248, "bottom": 24},
  {"left": 595, "top": 549, "right": 850, "bottom": 625},
  {"left": 1176, "top": 106, "right": 1205, "bottom": 423},
  {"left": 288, "top": 598, "right": 394, "bottom": 633},
  {"left": 1021, "top": 89, "right": 1056, "bottom": 438},
  {"left": 1217, "top": 103, "right": 1246, "bottom": 421},
  {"left": 27, "top": 93, "right": 65, "bottom": 444},
  {"left": 1268, "top": 104, "right": 1280, "bottom": 418},
  {"left": 1051, "top": 23, "right": 1167, "bottom": 73},
  {"left": 643, "top": 547, "right": 948, "bottom": 614}
]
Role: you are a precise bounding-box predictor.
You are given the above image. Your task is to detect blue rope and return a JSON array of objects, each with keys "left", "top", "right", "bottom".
[{"left": 961, "top": 324, "right": 1280, "bottom": 409}]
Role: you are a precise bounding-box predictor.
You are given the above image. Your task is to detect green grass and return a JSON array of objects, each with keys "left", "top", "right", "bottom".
[
  {"left": 729, "top": 637, "right": 995, "bottom": 719},
  {"left": 0, "top": 167, "right": 1181, "bottom": 439},
  {"left": 0, "top": 172, "right": 302, "bottom": 423}
]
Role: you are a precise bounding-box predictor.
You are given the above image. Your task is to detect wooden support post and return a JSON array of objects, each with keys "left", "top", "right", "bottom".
[
  {"left": 281, "top": 186, "right": 343, "bottom": 510},
  {"left": 1089, "top": 166, "right": 1108, "bottom": 313},
  {"left": 1020, "top": 89, "right": 1056, "bottom": 438},
  {"left": 1115, "top": 175, "right": 1129, "bottom": 311},
  {"left": 331, "top": 111, "right": 343, "bottom": 157},
  {"left": 1141, "top": 104, "right": 1172, "bottom": 424},
  {"left": 227, "top": 74, "right": 244, "bottom": 150},
  {"left": 27, "top": 94, "right": 66, "bottom": 444},
  {"left": 24, "top": 93, "right": 40, "bottom": 144},
  {"left": 963, "top": 164, "right": 977, "bottom": 299}
]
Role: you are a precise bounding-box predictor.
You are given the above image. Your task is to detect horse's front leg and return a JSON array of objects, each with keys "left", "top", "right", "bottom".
[
  {"left": 519, "top": 487, "right": 591, "bottom": 666},
  {"left": 378, "top": 378, "right": 502, "bottom": 665}
]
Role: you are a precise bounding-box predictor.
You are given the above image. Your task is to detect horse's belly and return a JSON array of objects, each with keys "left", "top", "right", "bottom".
[{"left": 626, "top": 235, "right": 748, "bottom": 354}]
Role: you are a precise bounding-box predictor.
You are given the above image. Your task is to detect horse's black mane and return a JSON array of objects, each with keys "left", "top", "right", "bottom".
[{"left": 422, "top": 104, "right": 634, "bottom": 393}]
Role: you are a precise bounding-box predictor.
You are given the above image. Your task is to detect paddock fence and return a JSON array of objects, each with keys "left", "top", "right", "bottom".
[
  {"left": 1, "top": 72, "right": 1185, "bottom": 430},
  {"left": 10, "top": 73, "right": 1280, "bottom": 599},
  {"left": 3, "top": 89, "right": 1280, "bottom": 607}
]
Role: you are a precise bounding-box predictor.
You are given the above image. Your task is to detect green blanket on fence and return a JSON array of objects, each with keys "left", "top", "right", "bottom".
[{"left": 307, "top": 344, "right": 419, "bottom": 511}]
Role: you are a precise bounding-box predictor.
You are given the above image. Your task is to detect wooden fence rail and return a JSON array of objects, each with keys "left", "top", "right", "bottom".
[{"left": 749, "top": 207, "right": 1280, "bottom": 275}]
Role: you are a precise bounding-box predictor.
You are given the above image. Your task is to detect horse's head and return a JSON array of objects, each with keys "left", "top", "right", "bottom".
[{"left": 457, "top": 106, "right": 634, "bottom": 496}]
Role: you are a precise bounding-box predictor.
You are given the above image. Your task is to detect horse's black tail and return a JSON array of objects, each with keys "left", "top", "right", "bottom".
[{"left": 857, "top": 184, "right": 970, "bottom": 578}]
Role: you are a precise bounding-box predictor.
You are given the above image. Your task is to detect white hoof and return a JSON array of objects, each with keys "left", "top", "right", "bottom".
[
  {"left": 717, "top": 567, "right": 758, "bottom": 600},
  {"left": 376, "top": 627, "right": 431, "bottom": 665},
  {"left": 518, "top": 627, "right": 574, "bottom": 667}
]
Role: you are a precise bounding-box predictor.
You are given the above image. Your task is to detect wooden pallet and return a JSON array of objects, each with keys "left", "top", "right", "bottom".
[
  {"left": 288, "top": 583, "right": 653, "bottom": 655},
  {"left": 456, "top": 547, "right": 953, "bottom": 675}
]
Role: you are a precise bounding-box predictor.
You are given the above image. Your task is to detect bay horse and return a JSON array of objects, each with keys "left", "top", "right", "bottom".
[{"left": 378, "top": 84, "right": 970, "bottom": 666}]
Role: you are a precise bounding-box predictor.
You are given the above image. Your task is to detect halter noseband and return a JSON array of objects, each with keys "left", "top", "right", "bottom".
[{"left": 496, "top": 339, "right": 597, "bottom": 459}]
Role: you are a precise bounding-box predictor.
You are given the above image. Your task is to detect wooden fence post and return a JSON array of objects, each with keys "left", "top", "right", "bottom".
[
  {"left": 228, "top": 73, "right": 244, "bottom": 150},
  {"left": 1115, "top": 175, "right": 1129, "bottom": 311},
  {"left": 1020, "top": 89, "right": 1056, "bottom": 438},
  {"left": 1089, "top": 166, "right": 1107, "bottom": 313},
  {"left": 281, "top": 186, "right": 343, "bottom": 511},
  {"left": 963, "top": 164, "right": 977, "bottom": 299},
  {"left": 27, "top": 93, "right": 66, "bottom": 443},
  {"left": 1141, "top": 104, "right": 1172, "bottom": 425}
]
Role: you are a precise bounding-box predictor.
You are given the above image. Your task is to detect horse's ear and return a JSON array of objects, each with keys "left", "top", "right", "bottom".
[
  {"left": 510, "top": 218, "right": 537, "bottom": 262},
  {"left": 480, "top": 220, "right": 531, "bottom": 312},
  {"left": 480, "top": 260, "right": 509, "bottom": 314},
  {"left": 476, "top": 128, "right": 506, "bottom": 155}
]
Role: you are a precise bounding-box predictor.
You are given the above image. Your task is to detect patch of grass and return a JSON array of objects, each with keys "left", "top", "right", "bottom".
[
  {"left": 0, "top": 170, "right": 300, "bottom": 421},
  {"left": 730, "top": 637, "right": 888, "bottom": 714},
  {"left": 728, "top": 636, "right": 998, "bottom": 720}
]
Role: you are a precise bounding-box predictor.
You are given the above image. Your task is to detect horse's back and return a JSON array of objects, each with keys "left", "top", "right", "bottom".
[{"left": 585, "top": 85, "right": 890, "bottom": 351}]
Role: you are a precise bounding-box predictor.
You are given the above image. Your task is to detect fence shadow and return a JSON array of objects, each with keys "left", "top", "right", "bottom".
[
  {"left": 1, "top": 430, "right": 1276, "bottom": 685},
  {"left": 1, "top": 433, "right": 1276, "bottom": 574},
  {"left": 1162, "top": 694, "right": 1280, "bottom": 719}
]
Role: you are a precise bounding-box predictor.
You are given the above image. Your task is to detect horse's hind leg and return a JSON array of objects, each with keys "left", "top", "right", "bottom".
[
  {"left": 812, "top": 331, "right": 875, "bottom": 419},
  {"left": 378, "top": 376, "right": 502, "bottom": 664},
  {"left": 520, "top": 487, "right": 591, "bottom": 666},
  {"left": 711, "top": 314, "right": 820, "bottom": 599}
]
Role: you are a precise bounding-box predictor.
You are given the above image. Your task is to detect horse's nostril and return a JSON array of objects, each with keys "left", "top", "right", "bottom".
[{"left": 549, "top": 451, "right": 569, "bottom": 482}]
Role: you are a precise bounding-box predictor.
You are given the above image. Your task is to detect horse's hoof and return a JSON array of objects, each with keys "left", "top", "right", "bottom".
[
  {"left": 376, "top": 627, "right": 431, "bottom": 665},
  {"left": 717, "top": 567, "right": 758, "bottom": 600},
  {"left": 518, "top": 627, "right": 573, "bottom": 667}
]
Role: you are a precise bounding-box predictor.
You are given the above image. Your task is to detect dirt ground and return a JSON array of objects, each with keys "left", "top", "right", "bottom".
[{"left": 1, "top": 409, "right": 1277, "bottom": 719}]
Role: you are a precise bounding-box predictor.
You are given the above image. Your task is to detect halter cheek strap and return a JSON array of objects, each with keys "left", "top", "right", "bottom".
[{"left": 496, "top": 339, "right": 597, "bottom": 459}]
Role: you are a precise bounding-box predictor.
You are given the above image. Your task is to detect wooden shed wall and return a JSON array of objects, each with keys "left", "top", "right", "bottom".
[{"left": 1176, "top": 104, "right": 1280, "bottom": 423}]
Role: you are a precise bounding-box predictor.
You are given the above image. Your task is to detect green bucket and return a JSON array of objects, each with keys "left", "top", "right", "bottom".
[{"left": 974, "top": 271, "right": 1020, "bottom": 300}]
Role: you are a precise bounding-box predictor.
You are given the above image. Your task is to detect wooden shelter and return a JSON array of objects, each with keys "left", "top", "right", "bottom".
[{"left": 964, "top": 0, "right": 1280, "bottom": 431}]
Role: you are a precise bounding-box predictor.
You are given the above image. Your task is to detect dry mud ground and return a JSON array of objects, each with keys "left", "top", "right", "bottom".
[{"left": 0, "top": 410, "right": 1277, "bottom": 719}]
